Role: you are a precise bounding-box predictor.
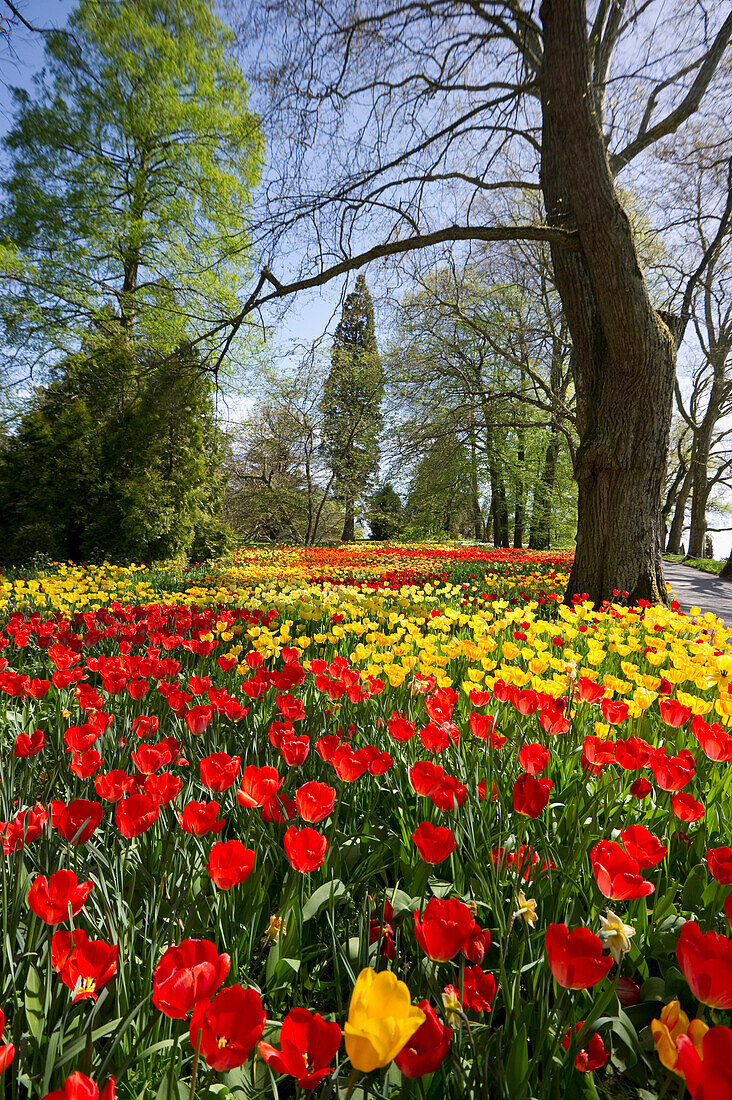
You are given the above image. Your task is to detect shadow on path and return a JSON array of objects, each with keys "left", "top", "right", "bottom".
[{"left": 663, "top": 562, "right": 732, "bottom": 625}]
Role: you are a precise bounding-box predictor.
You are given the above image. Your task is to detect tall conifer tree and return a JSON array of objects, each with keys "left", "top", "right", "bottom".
[{"left": 321, "top": 275, "right": 384, "bottom": 541}]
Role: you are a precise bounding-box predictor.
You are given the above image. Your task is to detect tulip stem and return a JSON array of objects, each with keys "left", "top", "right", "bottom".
[
  {"left": 167, "top": 1023, "right": 180, "bottom": 1100},
  {"left": 188, "top": 1029, "right": 202, "bottom": 1100},
  {"left": 343, "top": 1066, "right": 362, "bottom": 1100}
]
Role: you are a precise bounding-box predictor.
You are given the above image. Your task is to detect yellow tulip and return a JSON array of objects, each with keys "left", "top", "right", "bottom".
[
  {"left": 344, "top": 968, "right": 425, "bottom": 1073},
  {"left": 650, "top": 1000, "right": 708, "bottom": 1075}
]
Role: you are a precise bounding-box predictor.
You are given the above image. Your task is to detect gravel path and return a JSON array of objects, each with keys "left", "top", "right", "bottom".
[{"left": 663, "top": 562, "right": 732, "bottom": 624}]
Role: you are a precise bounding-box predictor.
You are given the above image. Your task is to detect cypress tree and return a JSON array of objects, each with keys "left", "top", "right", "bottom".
[{"left": 321, "top": 275, "right": 384, "bottom": 541}]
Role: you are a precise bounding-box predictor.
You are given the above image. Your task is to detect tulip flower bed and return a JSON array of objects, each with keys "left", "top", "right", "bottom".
[{"left": 1, "top": 546, "right": 731, "bottom": 1099}]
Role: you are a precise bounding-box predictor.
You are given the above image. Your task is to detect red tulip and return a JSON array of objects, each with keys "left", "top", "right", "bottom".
[
  {"left": 207, "top": 840, "right": 255, "bottom": 890},
  {"left": 127, "top": 677, "right": 149, "bottom": 700},
  {"left": 545, "top": 923, "right": 613, "bottom": 989},
  {"left": 64, "top": 724, "right": 99, "bottom": 754},
  {"left": 42, "top": 1072, "right": 115, "bottom": 1100},
  {"left": 677, "top": 921, "right": 732, "bottom": 1009},
  {"left": 276, "top": 693, "right": 306, "bottom": 721},
  {"left": 283, "top": 826, "right": 328, "bottom": 872},
  {"left": 726, "top": 896, "right": 732, "bottom": 932},
  {"left": 613, "top": 735, "right": 653, "bottom": 770},
  {"left": 518, "top": 742, "right": 550, "bottom": 774},
  {"left": 388, "top": 713, "right": 417, "bottom": 742},
  {"left": 512, "top": 774, "right": 552, "bottom": 818},
  {"left": 152, "top": 939, "right": 230, "bottom": 1019},
  {"left": 259, "top": 1007, "right": 341, "bottom": 1089},
  {"left": 514, "top": 688, "right": 539, "bottom": 715},
  {"left": 200, "top": 752, "right": 241, "bottom": 792},
  {"left": 14, "top": 728, "right": 44, "bottom": 757},
  {"left": 362, "top": 745, "right": 392, "bottom": 775},
  {"left": 461, "top": 965, "right": 497, "bottom": 1012},
  {"left": 469, "top": 711, "right": 498, "bottom": 742},
  {"left": 237, "top": 765, "right": 282, "bottom": 808},
  {"left": 707, "top": 848, "right": 732, "bottom": 884},
  {"left": 0, "top": 1007, "right": 14, "bottom": 1073},
  {"left": 189, "top": 985, "right": 266, "bottom": 1071},
  {"left": 652, "top": 747, "right": 694, "bottom": 791},
  {"left": 177, "top": 800, "right": 225, "bottom": 836},
  {"left": 280, "top": 731, "right": 310, "bottom": 766},
  {"left": 414, "top": 898, "right": 476, "bottom": 962},
  {"left": 590, "top": 840, "right": 654, "bottom": 900},
  {"left": 185, "top": 704, "right": 213, "bottom": 735},
  {"left": 621, "top": 825, "right": 667, "bottom": 869},
  {"left": 409, "top": 760, "right": 444, "bottom": 796},
  {"left": 51, "top": 800, "right": 103, "bottom": 845},
  {"left": 315, "top": 734, "right": 340, "bottom": 762},
  {"left": 0, "top": 801, "right": 48, "bottom": 853},
  {"left": 412, "top": 821, "right": 456, "bottom": 864},
  {"left": 330, "top": 745, "right": 370, "bottom": 782},
  {"left": 51, "top": 928, "right": 87, "bottom": 974},
  {"left": 691, "top": 715, "right": 732, "bottom": 762},
  {"left": 600, "top": 698, "right": 629, "bottom": 725},
  {"left": 576, "top": 677, "right": 606, "bottom": 703},
  {"left": 616, "top": 977, "right": 641, "bottom": 1008},
  {"left": 431, "top": 774, "right": 467, "bottom": 811},
  {"left": 630, "top": 777, "right": 652, "bottom": 799},
  {"left": 672, "top": 792, "right": 705, "bottom": 822},
  {"left": 94, "top": 771, "right": 135, "bottom": 803},
  {"left": 463, "top": 924, "right": 491, "bottom": 965},
  {"left": 130, "top": 742, "right": 172, "bottom": 775},
  {"left": 69, "top": 751, "right": 104, "bottom": 780},
  {"left": 394, "top": 1000, "right": 451, "bottom": 1078},
  {"left": 562, "top": 1022, "right": 609, "bottom": 1072},
  {"left": 115, "top": 793, "right": 159, "bottom": 838},
  {"left": 659, "top": 699, "right": 692, "bottom": 727},
  {"left": 676, "top": 1025, "right": 732, "bottom": 1099},
  {"left": 132, "top": 714, "right": 159, "bottom": 739},
  {"left": 28, "top": 870, "right": 93, "bottom": 925},
  {"left": 144, "top": 771, "right": 182, "bottom": 806},
  {"left": 295, "top": 782, "right": 336, "bottom": 824},
  {"left": 420, "top": 721, "right": 450, "bottom": 754},
  {"left": 262, "top": 792, "right": 297, "bottom": 823},
  {"left": 52, "top": 932, "right": 117, "bottom": 1002}
]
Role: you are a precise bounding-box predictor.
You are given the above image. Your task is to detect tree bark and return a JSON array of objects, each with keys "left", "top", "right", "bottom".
[
  {"left": 541, "top": 0, "right": 675, "bottom": 606},
  {"left": 529, "top": 432, "right": 561, "bottom": 549},
  {"left": 666, "top": 462, "right": 693, "bottom": 554},
  {"left": 513, "top": 426, "right": 525, "bottom": 549},
  {"left": 687, "top": 358, "right": 726, "bottom": 557},
  {"left": 469, "top": 431, "right": 483, "bottom": 540},
  {"left": 721, "top": 548, "right": 732, "bottom": 580},
  {"left": 341, "top": 493, "right": 355, "bottom": 542}
]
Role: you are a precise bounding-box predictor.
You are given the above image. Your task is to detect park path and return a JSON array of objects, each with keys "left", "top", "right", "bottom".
[{"left": 663, "top": 562, "right": 732, "bottom": 624}]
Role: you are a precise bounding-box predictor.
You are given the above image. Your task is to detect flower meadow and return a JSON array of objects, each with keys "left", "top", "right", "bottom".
[{"left": 1, "top": 544, "right": 731, "bottom": 1100}]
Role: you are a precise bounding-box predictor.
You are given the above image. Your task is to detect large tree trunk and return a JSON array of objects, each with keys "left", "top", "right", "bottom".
[
  {"left": 490, "top": 465, "right": 509, "bottom": 548},
  {"left": 666, "top": 462, "right": 693, "bottom": 554},
  {"left": 541, "top": 0, "right": 675, "bottom": 606},
  {"left": 341, "top": 493, "right": 355, "bottom": 541},
  {"left": 721, "top": 548, "right": 732, "bottom": 580},
  {"left": 687, "top": 365, "right": 725, "bottom": 557},
  {"left": 529, "top": 433, "right": 561, "bottom": 549},
  {"left": 469, "top": 432, "right": 483, "bottom": 539},
  {"left": 513, "top": 426, "right": 525, "bottom": 549},
  {"left": 687, "top": 432, "right": 712, "bottom": 558}
]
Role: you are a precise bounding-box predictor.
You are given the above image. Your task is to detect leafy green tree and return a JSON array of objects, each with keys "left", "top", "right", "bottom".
[
  {"left": 0, "top": 341, "right": 229, "bottom": 564},
  {"left": 404, "top": 435, "right": 478, "bottom": 539},
  {"left": 0, "top": 0, "right": 263, "bottom": 366},
  {"left": 321, "top": 275, "right": 384, "bottom": 541},
  {"left": 367, "top": 483, "right": 403, "bottom": 540}
]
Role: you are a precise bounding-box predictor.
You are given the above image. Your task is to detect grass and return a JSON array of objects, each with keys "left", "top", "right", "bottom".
[{"left": 663, "top": 554, "right": 725, "bottom": 576}]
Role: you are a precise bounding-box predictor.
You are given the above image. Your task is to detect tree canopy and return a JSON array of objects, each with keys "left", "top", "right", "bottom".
[{"left": 1, "top": 0, "right": 263, "bottom": 371}]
